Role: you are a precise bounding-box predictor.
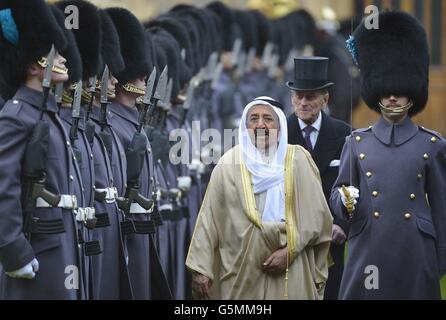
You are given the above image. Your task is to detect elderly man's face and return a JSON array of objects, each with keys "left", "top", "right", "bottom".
[
  {"left": 292, "top": 90, "right": 328, "bottom": 125},
  {"left": 246, "top": 104, "right": 279, "bottom": 151}
]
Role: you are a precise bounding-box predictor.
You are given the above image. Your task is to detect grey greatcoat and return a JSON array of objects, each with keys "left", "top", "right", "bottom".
[
  {"left": 0, "top": 87, "right": 85, "bottom": 299},
  {"left": 330, "top": 116, "right": 446, "bottom": 299}
]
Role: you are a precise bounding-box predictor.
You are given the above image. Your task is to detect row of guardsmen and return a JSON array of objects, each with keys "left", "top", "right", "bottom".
[{"left": 0, "top": 0, "right": 359, "bottom": 299}]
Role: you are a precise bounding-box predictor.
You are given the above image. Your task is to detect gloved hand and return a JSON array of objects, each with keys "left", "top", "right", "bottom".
[
  {"left": 6, "top": 258, "right": 39, "bottom": 280},
  {"left": 177, "top": 176, "right": 192, "bottom": 192},
  {"left": 338, "top": 186, "right": 359, "bottom": 210},
  {"left": 188, "top": 159, "right": 206, "bottom": 175}
]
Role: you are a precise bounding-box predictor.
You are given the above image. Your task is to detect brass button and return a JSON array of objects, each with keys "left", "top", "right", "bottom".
[
  {"left": 373, "top": 211, "right": 380, "bottom": 218},
  {"left": 410, "top": 194, "right": 416, "bottom": 200},
  {"left": 372, "top": 191, "right": 379, "bottom": 197},
  {"left": 356, "top": 136, "right": 361, "bottom": 142},
  {"left": 366, "top": 172, "right": 372, "bottom": 178},
  {"left": 431, "top": 137, "right": 437, "bottom": 143},
  {"left": 404, "top": 213, "right": 412, "bottom": 220},
  {"left": 359, "top": 153, "right": 366, "bottom": 160},
  {"left": 417, "top": 174, "right": 423, "bottom": 180},
  {"left": 424, "top": 153, "right": 429, "bottom": 160}
]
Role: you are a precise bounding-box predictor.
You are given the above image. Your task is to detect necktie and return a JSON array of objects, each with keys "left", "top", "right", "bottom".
[{"left": 303, "top": 126, "right": 315, "bottom": 152}]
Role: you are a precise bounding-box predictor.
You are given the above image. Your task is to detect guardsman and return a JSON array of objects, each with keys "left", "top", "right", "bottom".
[
  {"left": 0, "top": 0, "right": 86, "bottom": 299},
  {"left": 106, "top": 7, "right": 169, "bottom": 300},
  {"left": 89, "top": 9, "right": 133, "bottom": 300},
  {"left": 331, "top": 11, "right": 446, "bottom": 299}
]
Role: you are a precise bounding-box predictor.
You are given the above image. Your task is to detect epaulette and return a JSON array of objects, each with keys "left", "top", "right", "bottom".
[
  {"left": 353, "top": 126, "right": 373, "bottom": 134},
  {"left": 419, "top": 126, "right": 444, "bottom": 141}
]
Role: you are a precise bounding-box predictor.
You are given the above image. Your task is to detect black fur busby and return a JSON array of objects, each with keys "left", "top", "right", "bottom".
[
  {"left": 272, "top": 18, "right": 292, "bottom": 66},
  {"left": 50, "top": 5, "right": 82, "bottom": 84},
  {"left": 151, "top": 28, "right": 181, "bottom": 99},
  {"left": 0, "top": 0, "right": 67, "bottom": 99},
  {"left": 206, "top": 1, "right": 235, "bottom": 52},
  {"left": 233, "top": 10, "right": 258, "bottom": 53},
  {"left": 203, "top": 8, "right": 223, "bottom": 54},
  {"left": 99, "top": 9, "right": 125, "bottom": 76},
  {"left": 177, "top": 15, "right": 203, "bottom": 72},
  {"left": 143, "top": 29, "right": 156, "bottom": 77},
  {"left": 170, "top": 5, "right": 212, "bottom": 65},
  {"left": 145, "top": 15, "right": 195, "bottom": 76},
  {"left": 55, "top": 0, "right": 101, "bottom": 81},
  {"left": 154, "top": 44, "right": 167, "bottom": 77},
  {"left": 352, "top": 11, "right": 429, "bottom": 116},
  {"left": 249, "top": 10, "right": 272, "bottom": 57},
  {"left": 106, "top": 7, "right": 150, "bottom": 84}
]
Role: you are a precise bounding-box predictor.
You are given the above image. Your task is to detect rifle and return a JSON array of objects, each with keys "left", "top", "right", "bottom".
[{"left": 23, "top": 45, "right": 61, "bottom": 230}]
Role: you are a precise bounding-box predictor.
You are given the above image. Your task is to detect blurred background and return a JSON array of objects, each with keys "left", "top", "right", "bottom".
[{"left": 48, "top": 0, "right": 445, "bottom": 134}]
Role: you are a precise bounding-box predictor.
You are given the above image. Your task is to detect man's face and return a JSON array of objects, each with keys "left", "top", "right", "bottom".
[
  {"left": 292, "top": 90, "right": 328, "bottom": 125},
  {"left": 131, "top": 76, "right": 147, "bottom": 94},
  {"left": 246, "top": 104, "right": 279, "bottom": 151}
]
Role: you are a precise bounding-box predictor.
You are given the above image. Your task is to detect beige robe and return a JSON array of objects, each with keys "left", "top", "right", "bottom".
[{"left": 186, "top": 145, "right": 333, "bottom": 300}]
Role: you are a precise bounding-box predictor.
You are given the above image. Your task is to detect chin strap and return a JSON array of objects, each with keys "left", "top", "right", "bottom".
[{"left": 378, "top": 100, "right": 413, "bottom": 117}]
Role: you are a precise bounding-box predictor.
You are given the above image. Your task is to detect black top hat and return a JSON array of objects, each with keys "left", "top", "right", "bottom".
[{"left": 286, "top": 56, "right": 334, "bottom": 91}]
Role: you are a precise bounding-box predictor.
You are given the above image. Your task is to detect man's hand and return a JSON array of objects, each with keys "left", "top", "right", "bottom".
[
  {"left": 332, "top": 224, "right": 347, "bottom": 245},
  {"left": 6, "top": 258, "right": 39, "bottom": 280},
  {"left": 192, "top": 273, "right": 211, "bottom": 300},
  {"left": 262, "top": 247, "right": 288, "bottom": 274}
]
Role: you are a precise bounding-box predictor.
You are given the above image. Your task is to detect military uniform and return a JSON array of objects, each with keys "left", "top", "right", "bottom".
[
  {"left": 331, "top": 118, "right": 446, "bottom": 299},
  {"left": 0, "top": 0, "right": 88, "bottom": 299},
  {"left": 331, "top": 11, "right": 446, "bottom": 299},
  {"left": 0, "top": 87, "right": 86, "bottom": 299}
]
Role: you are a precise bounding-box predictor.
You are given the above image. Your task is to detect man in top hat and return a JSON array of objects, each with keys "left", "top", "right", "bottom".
[
  {"left": 286, "top": 56, "right": 351, "bottom": 299},
  {"left": 0, "top": 0, "right": 87, "bottom": 299},
  {"left": 331, "top": 11, "right": 446, "bottom": 299}
]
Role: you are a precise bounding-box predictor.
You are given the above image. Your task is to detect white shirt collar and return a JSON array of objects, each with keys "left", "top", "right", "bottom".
[{"left": 297, "top": 111, "right": 322, "bottom": 132}]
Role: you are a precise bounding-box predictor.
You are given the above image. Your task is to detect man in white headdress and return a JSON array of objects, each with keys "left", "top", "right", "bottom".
[{"left": 186, "top": 97, "right": 333, "bottom": 300}]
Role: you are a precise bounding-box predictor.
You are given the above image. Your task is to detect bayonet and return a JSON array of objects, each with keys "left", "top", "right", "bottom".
[
  {"left": 231, "top": 38, "right": 242, "bottom": 67},
  {"left": 72, "top": 80, "right": 82, "bottom": 120},
  {"left": 211, "top": 62, "right": 223, "bottom": 90},
  {"left": 85, "top": 75, "right": 97, "bottom": 122},
  {"left": 138, "top": 67, "right": 156, "bottom": 132},
  {"left": 205, "top": 52, "right": 218, "bottom": 82},
  {"left": 245, "top": 47, "right": 256, "bottom": 74},
  {"left": 99, "top": 65, "right": 109, "bottom": 131},
  {"left": 261, "top": 42, "right": 274, "bottom": 67},
  {"left": 163, "top": 78, "right": 173, "bottom": 111},
  {"left": 153, "top": 66, "right": 168, "bottom": 102},
  {"left": 70, "top": 80, "right": 82, "bottom": 145},
  {"left": 100, "top": 65, "right": 109, "bottom": 105},
  {"left": 39, "top": 45, "right": 55, "bottom": 118},
  {"left": 42, "top": 45, "right": 55, "bottom": 90}
]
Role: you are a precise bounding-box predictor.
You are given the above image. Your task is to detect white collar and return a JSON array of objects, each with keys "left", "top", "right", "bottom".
[{"left": 298, "top": 111, "right": 322, "bottom": 132}]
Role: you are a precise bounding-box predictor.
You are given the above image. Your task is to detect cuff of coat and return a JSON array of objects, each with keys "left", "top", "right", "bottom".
[{"left": 0, "top": 236, "right": 35, "bottom": 272}]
